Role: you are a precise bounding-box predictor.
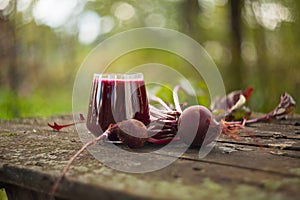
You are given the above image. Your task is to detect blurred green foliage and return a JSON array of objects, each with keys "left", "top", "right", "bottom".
[
  {"left": 0, "top": 87, "right": 72, "bottom": 119},
  {"left": 0, "top": 0, "right": 299, "bottom": 119},
  {"left": 0, "top": 188, "right": 8, "bottom": 200}
]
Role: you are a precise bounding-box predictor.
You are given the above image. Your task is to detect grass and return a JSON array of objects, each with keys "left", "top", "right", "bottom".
[
  {"left": 0, "top": 88, "right": 72, "bottom": 119},
  {"left": 0, "top": 81, "right": 298, "bottom": 120}
]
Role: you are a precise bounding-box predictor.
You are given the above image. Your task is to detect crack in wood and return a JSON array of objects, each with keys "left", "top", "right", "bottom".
[
  {"left": 152, "top": 152, "right": 300, "bottom": 179},
  {"left": 217, "top": 140, "right": 300, "bottom": 151}
]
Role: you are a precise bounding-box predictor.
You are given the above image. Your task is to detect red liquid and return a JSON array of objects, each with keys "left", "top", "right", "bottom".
[{"left": 86, "top": 77, "right": 150, "bottom": 140}]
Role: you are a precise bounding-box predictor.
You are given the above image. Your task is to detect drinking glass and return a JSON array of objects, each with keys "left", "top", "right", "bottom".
[{"left": 86, "top": 73, "right": 150, "bottom": 140}]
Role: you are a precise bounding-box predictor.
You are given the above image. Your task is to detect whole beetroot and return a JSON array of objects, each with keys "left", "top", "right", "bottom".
[
  {"left": 112, "top": 119, "right": 148, "bottom": 148},
  {"left": 177, "top": 105, "right": 220, "bottom": 147}
]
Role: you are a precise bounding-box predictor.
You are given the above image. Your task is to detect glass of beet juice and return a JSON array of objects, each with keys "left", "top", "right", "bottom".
[{"left": 86, "top": 73, "right": 150, "bottom": 140}]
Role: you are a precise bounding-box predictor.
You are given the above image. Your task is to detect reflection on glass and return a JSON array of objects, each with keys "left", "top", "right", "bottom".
[{"left": 86, "top": 73, "right": 150, "bottom": 140}]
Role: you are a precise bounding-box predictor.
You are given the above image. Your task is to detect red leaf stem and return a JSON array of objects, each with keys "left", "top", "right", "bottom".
[{"left": 50, "top": 128, "right": 112, "bottom": 199}]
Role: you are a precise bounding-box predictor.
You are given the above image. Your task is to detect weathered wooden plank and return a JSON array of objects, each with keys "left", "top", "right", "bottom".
[{"left": 0, "top": 115, "right": 299, "bottom": 199}]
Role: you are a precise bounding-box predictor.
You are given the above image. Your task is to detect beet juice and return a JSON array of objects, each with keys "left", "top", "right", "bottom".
[{"left": 86, "top": 73, "right": 150, "bottom": 140}]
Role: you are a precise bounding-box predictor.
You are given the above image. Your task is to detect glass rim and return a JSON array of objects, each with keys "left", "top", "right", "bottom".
[{"left": 93, "top": 73, "right": 144, "bottom": 80}]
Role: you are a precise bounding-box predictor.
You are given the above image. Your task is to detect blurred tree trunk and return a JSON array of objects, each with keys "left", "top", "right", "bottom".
[
  {"left": 0, "top": 3, "right": 21, "bottom": 117},
  {"left": 293, "top": 1, "right": 300, "bottom": 106},
  {"left": 180, "top": 0, "right": 200, "bottom": 41},
  {"left": 228, "top": 0, "right": 245, "bottom": 90},
  {"left": 0, "top": 7, "right": 19, "bottom": 92}
]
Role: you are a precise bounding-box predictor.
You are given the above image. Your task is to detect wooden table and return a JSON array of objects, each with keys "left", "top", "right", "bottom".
[{"left": 0, "top": 115, "right": 300, "bottom": 200}]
